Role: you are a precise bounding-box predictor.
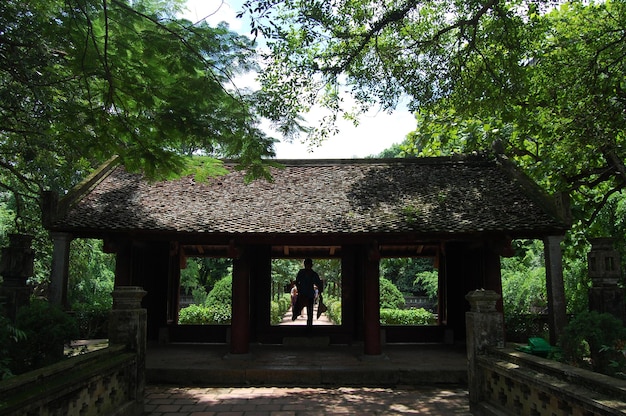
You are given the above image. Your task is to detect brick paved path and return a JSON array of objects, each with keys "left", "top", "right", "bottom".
[{"left": 144, "top": 384, "right": 472, "bottom": 415}]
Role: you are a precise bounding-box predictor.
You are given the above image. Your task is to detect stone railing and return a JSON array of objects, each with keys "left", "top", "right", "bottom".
[
  {"left": 0, "top": 345, "right": 139, "bottom": 416},
  {"left": 0, "top": 286, "right": 146, "bottom": 416},
  {"left": 474, "top": 347, "right": 626, "bottom": 416},
  {"left": 466, "top": 289, "right": 626, "bottom": 415}
]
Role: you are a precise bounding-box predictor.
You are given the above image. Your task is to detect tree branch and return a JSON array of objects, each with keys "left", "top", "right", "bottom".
[{"left": 585, "top": 184, "right": 624, "bottom": 226}]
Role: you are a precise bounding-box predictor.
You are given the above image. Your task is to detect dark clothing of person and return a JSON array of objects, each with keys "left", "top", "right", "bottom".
[{"left": 295, "top": 267, "right": 323, "bottom": 327}]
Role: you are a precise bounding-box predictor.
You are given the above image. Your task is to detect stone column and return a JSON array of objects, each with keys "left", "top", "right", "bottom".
[
  {"left": 49, "top": 232, "right": 72, "bottom": 308},
  {"left": 109, "top": 286, "right": 146, "bottom": 411},
  {"left": 543, "top": 235, "right": 568, "bottom": 345},
  {"left": 587, "top": 237, "right": 624, "bottom": 324},
  {"left": 0, "top": 234, "right": 34, "bottom": 321},
  {"left": 465, "top": 290, "right": 504, "bottom": 407}
]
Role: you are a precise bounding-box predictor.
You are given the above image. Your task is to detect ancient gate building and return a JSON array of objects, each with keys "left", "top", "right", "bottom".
[{"left": 43, "top": 155, "right": 570, "bottom": 355}]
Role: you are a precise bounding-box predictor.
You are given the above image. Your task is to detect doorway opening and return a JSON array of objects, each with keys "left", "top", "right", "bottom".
[
  {"left": 379, "top": 257, "right": 439, "bottom": 326},
  {"left": 177, "top": 257, "right": 233, "bottom": 325},
  {"left": 270, "top": 258, "right": 342, "bottom": 326}
]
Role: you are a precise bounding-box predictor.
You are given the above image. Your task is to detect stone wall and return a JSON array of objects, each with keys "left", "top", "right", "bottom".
[
  {"left": 0, "top": 286, "right": 146, "bottom": 416},
  {"left": 465, "top": 289, "right": 626, "bottom": 416},
  {"left": 0, "top": 345, "right": 139, "bottom": 416},
  {"left": 473, "top": 347, "right": 626, "bottom": 416}
]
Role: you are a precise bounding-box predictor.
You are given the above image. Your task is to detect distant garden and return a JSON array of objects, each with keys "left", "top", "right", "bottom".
[{"left": 177, "top": 257, "right": 440, "bottom": 326}]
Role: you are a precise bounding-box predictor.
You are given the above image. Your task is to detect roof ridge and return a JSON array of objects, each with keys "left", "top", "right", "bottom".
[
  {"left": 494, "top": 154, "right": 572, "bottom": 227},
  {"left": 227, "top": 154, "right": 494, "bottom": 167},
  {"left": 42, "top": 156, "right": 121, "bottom": 227}
]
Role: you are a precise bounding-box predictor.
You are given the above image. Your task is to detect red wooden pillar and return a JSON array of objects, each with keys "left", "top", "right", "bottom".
[
  {"left": 341, "top": 246, "right": 357, "bottom": 343},
  {"left": 363, "top": 245, "right": 381, "bottom": 355},
  {"left": 230, "top": 248, "right": 250, "bottom": 354},
  {"left": 167, "top": 244, "right": 182, "bottom": 324}
]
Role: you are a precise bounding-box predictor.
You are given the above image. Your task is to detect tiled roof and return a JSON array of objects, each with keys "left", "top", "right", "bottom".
[{"left": 47, "top": 156, "right": 569, "bottom": 239}]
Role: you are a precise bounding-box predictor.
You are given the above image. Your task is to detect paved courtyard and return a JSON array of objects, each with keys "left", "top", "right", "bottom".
[{"left": 144, "top": 384, "right": 472, "bottom": 415}]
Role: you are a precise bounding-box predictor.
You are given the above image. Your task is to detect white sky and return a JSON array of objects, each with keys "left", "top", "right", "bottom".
[{"left": 181, "top": 0, "right": 417, "bottom": 159}]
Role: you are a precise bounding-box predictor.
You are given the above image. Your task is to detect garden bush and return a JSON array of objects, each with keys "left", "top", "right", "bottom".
[
  {"left": 205, "top": 275, "right": 232, "bottom": 307},
  {"left": 271, "top": 294, "right": 295, "bottom": 324},
  {"left": 324, "top": 295, "right": 342, "bottom": 325},
  {"left": 379, "top": 277, "right": 405, "bottom": 309},
  {"left": 380, "top": 308, "right": 435, "bottom": 325},
  {"left": 9, "top": 300, "right": 79, "bottom": 375},
  {"left": 270, "top": 301, "right": 282, "bottom": 325},
  {"left": 0, "top": 315, "right": 25, "bottom": 379},
  {"left": 178, "top": 303, "right": 232, "bottom": 324},
  {"left": 71, "top": 303, "right": 109, "bottom": 339},
  {"left": 278, "top": 293, "right": 291, "bottom": 313},
  {"left": 559, "top": 311, "right": 626, "bottom": 378}
]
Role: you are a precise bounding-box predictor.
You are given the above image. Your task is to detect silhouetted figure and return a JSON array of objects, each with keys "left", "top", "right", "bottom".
[{"left": 293, "top": 258, "right": 323, "bottom": 327}]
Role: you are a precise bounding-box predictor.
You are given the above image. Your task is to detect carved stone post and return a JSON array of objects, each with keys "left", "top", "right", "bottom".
[
  {"left": 588, "top": 238, "right": 624, "bottom": 324},
  {"left": 0, "top": 234, "right": 34, "bottom": 321},
  {"left": 109, "top": 286, "right": 146, "bottom": 413},
  {"left": 465, "top": 290, "right": 504, "bottom": 408}
]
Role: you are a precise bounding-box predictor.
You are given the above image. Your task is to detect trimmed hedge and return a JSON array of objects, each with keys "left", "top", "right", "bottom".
[
  {"left": 271, "top": 294, "right": 293, "bottom": 325},
  {"left": 178, "top": 303, "right": 232, "bottom": 324},
  {"left": 380, "top": 308, "right": 435, "bottom": 325},
  {"left": 324, "top": 295, "right": 342, "bottom": 325}
]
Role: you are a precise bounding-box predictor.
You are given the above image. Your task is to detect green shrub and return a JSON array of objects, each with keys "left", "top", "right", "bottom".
[
  {"left": 71, "top": 303, "right": 109, "bottom": 339},
  {"left": 10, "top": 300, "right": 79, "bottom": 375},
  {"left": 191, "top": 286, "right": 208, "bottom": 305},
  {"left": 278, "top": 294, "right": 291, "bottom": 313},
  {"left": 270, "top": 294, "right": 294, "bottom": 324},
  {"left": 380, "top": 308, "right": 435, "bottom": 325},
  {"left": 0, "top": 315, "right": 26, "bottom": 379},
  {"left": 270, "top": 301, "right": 282, "bottom": 325},
  {"left": 324, "top": 295, "right": 342, "bottom": 325},
  {"left": 379, "top": 277, "right": 405, "bottom": 309},
  {"left": 559, "top": 311, "right": 626, "bottom": 377},
  {"left": 206, "top": 276, "right": 232, "bottom": 307},
  {"left": 178, "top": 303, "right": 232, "bottom": 324}
]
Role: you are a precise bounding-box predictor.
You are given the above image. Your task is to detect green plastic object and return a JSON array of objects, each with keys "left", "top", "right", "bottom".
[{"left": 516, "top": 337, "right": 552, "bottom": 357}]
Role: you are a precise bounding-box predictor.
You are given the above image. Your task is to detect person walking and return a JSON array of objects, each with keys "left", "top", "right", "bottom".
[
  {"left": 290, "top": 281, "right": 298, "bottom": 311},
  {"left": 293, "top": 258, "right": 323, "bottom": 327}
]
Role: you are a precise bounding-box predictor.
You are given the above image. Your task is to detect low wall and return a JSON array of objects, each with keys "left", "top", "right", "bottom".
[
  {"left": 473, "top": 346, "right": 626, "bottom": 416},
  {"left": 0, "top": 345, "right": 140, "bottom": 416}
]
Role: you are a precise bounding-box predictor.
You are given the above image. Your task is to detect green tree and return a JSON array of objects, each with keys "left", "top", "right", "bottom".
[
  {"left": 1, "top": 0, "right": 275, "bottom": 235},
  {"left": 68, "top": 239, "right": 115, "bottom": 310},
  {"left": 242, "top": 0, "right": 626, "bottom": 317},
  {"left": 404, "top": 1, "right": 626, "bottom": 229},
  {"left": 271, "top": 259, "right": 301, "bottom": 300},
  {"left": 414, "top": 270, "right": 438, "bottom": 301},
  {"left": 1, "top": 0, "right": 276, "bottom": 301},
  {"left": 380, "top": 257, "right": 434, "bottom": 296},
  {"left": 311, "top": 258, "right": 341, "bottom": 296},
  {"left": 501, "top": 240, "right": 547, "bottom": 316},
  {"left": 180, "top": 257, "right": 231, "bottom": 304},
  {"left": 243, "top": 0, "right": 626, "bottom": 228}
]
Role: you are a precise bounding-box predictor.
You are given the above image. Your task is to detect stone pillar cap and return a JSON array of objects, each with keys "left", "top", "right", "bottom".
[
  {"left": 465, "top": 289, "right": 500, "bottom": 313},
  {"left": 112, "top": 286, "right": 147, "bottom": 310}
]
